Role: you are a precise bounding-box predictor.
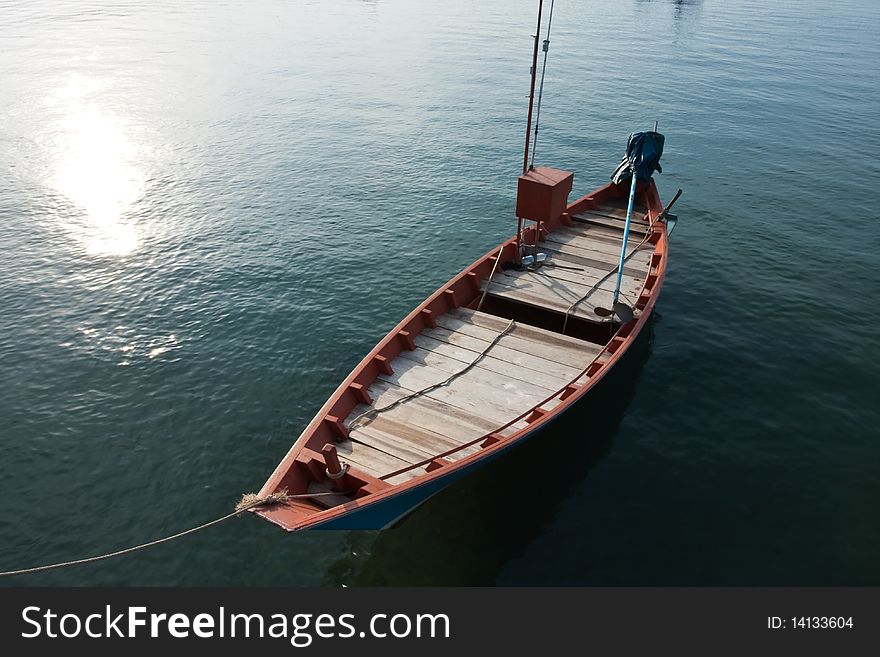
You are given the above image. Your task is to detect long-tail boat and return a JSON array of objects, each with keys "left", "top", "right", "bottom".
[{"left": 254, "top": 1, "right": 680, "bottom": 531}]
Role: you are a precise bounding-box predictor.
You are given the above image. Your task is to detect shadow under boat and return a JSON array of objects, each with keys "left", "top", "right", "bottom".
[{"left": 328, "top": 316, "right": 657, "bottom": 586}]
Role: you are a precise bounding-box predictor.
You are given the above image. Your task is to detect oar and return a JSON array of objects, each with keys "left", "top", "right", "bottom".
[
  {"left": 657, "top": 188, "right": 682, "bottom": 222},
  {"left": 595, "top": 165, "right": 638, "bottom": 323}
]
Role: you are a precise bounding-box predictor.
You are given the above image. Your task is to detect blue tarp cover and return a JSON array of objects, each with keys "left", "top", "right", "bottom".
[{"left": 611, "top": 131, "right": 665, "bottom": 184}]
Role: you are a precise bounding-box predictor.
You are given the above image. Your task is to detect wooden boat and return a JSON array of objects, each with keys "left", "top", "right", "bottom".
[
  {"left": 254, "top": 178, "right": 673, "bottom": 531},
  {"left": 254, "top": 3, "right": 677, "bottom": 532}
]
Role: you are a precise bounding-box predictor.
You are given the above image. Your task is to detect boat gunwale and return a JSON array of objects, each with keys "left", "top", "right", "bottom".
[{"left": 255, "top": 180, "right": 669, "bottom": 531}]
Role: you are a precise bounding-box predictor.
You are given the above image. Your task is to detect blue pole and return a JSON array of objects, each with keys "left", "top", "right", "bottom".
[{"left": 612, "top": 167, "right": 638, "bottom": 306}]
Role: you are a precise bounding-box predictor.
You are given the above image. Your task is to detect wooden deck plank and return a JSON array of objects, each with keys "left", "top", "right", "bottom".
[
  {"left": 386, "top": 350, "right": 557, "bottom": 400},
  {"left": 398, "top": 345, "right": 568, "bottom": 392},
  {"left": 592, "top": 209, "right": 650, "bottom": 223},
  {"left": 483, "top": 275, "right": 620, "bottom": 316},
  {"left": 353, "top": 379, "right": 499, "bottom": 438},
  {"left": 498, "top": 418, "right": 531, "bottom": 437},
  {"left": 348, "top": 402, "right": 488, "bottom": 457},
  {"left": 528, "top": 258, "right": 643, "bottom": 293},
  {"left": 365, "top": 367, "right": 524, "bottom": 427},
  {"left": 543, "top": 226, "right": 654, "bottom": 259},
  {"left": 386, "top": 469, "right": 431, "bottom": 486},
  {"left": 413, "top": 334, "right": 583, "bottom": 380},
  {"left": 350, "top": 424, "right": 441, "bottom": 464},
  {"left": 336, "top": 439, "right": 419, "bottom": 480},
  {"left": 451, "top": 307, "right": 601, "bottom": 353},
  {"left": 544, "top": 229, "right": 628, "bottom": 253},
  {"left": 572, "top": 211, "right": 650, "bottom": 234},
  {"left": 441, "top": 442, "right": 484, "bottom": 463},
  {"left": 541, "top": 239, "right": 652, "bottom": 274},
  {"left": 435, "top": 312, "right": 589, "bottom": 356},
  {"left": 376, "top": 356, "right": 549, "bottom": 416},
  {"left": 541, "top": 245, "right": 650, "bottom": 280},
  {"left": 546, "top": 222, "right": 630, "bottom": 242},
  {"left": 540, "top": 237, "right": 633, "bottom": 266},
  {"left": 541, "top": 238, "right": 650, "bottom": 267},
  {"left": 578, "top": 207, "right": 650, "bottom": 230},
  {"left": 306, "top": 481, "right": 352, "bottom": 509},
  {"left": 540, "top": 397, "right": 565, "bottom": 412},
  {"left": 356, "top": 415, "right": 466, "bottom": 453},
  {"left": 352, "top": 418, "right": 483, "bottom": 469},
  {"left": 549, "top": 222, "right": 630, "bottom": 243},
  {"left": 485, "top": 283, "right": 613, "bottom": 322},
  {"left": 595, "top": 201, "right": 649, "bottom": 219},
  {"left": 515, "top": 266, "right": 643, "bottom": 299},
  {"left": 436, "top": 312, "right": 603, "bottom": 377},
  {"left": 416, "top": 326, "right": 589, "bottom": 372},
  {"left": 429, "top": 316, "right": 595, "bottom": 367}
]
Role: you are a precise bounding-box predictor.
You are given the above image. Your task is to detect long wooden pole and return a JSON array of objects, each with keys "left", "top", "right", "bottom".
[{"left": 522, "top": 0, "right": 543, "bottom": 175}]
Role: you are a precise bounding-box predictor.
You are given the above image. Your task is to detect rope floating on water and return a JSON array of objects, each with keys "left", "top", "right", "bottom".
[{"left": 0, "top": 489, "right": 335, "bottom": 578}]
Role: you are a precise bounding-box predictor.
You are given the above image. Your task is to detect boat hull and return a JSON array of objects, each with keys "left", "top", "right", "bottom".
[
  {"left": 310, "top": 441, "right": 514, "bottom": 530},
  {"left": 287, "top": 303, "right": 654, "bottom": 530},
  {"left": 255, "top": 178, "right": 669, "bottom": 532}
]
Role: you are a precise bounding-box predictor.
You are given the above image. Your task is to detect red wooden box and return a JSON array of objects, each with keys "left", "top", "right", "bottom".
[{"left": 515, "top": 166, "right": 574, "bottom": 223}]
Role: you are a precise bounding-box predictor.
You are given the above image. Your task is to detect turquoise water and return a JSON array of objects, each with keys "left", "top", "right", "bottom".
[{"left": 1, "top": 0, "right": 878, "bottom": 585}]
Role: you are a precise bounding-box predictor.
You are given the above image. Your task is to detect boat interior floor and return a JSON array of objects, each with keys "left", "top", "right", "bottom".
[
  {"left": 337, "top": 204, "right": 652, "bottom": 485},
  {"left": 482, "top": 221, "right": 652, "bottom": 325}
]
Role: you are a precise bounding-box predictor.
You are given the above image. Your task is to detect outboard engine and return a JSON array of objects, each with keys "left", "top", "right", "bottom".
[{"left": 611, "top": 131, "right": 665, "bottom": 184}]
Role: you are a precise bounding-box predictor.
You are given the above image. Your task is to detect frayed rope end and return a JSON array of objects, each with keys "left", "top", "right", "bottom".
[{"left": 235, "top": 489, "right": 291, "bottom": 513}]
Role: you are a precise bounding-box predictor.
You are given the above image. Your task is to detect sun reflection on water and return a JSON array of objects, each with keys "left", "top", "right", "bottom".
[
  {"left": 52, "top": 75, "right": 145, "bottom": 256},
  {"left": 69, "top": 326, "right": 181, "bottom": 366}
]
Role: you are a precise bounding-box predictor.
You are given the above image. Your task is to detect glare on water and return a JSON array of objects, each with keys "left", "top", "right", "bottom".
[
  {"left": 0, "top": 0, "right": 878, "bottom": 586},
  {"left": 51, "top": 74, "right": 144, "bottom": 256}
]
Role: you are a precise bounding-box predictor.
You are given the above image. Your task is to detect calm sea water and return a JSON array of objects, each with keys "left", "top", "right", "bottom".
[{"left": 1, "top": 0, "right": 878, "bottom": 585}]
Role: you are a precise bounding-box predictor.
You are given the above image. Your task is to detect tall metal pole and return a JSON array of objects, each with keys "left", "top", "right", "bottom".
[
  {"left": 517, "top": 0, "right": 543, "bottom": 263},
  {"left": 522, "top": 0, "right": 543, "bottom": 175},
  {"left": 529, "top": 0, "right": 555, "bottom": 171}
]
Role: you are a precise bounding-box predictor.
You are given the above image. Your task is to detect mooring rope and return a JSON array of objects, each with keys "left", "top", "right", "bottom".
[
  {"left": 476, "top": 243, "right": 506, "bottom": 312},
  {"left": 0, "top": 489, "right": 338, "bottom": 578},
  {"left": 1, "top": 317, "right": 518, "bottom": 578},
  {"left": 348, "top": 318, "right": 517, "bottom": 430}
]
